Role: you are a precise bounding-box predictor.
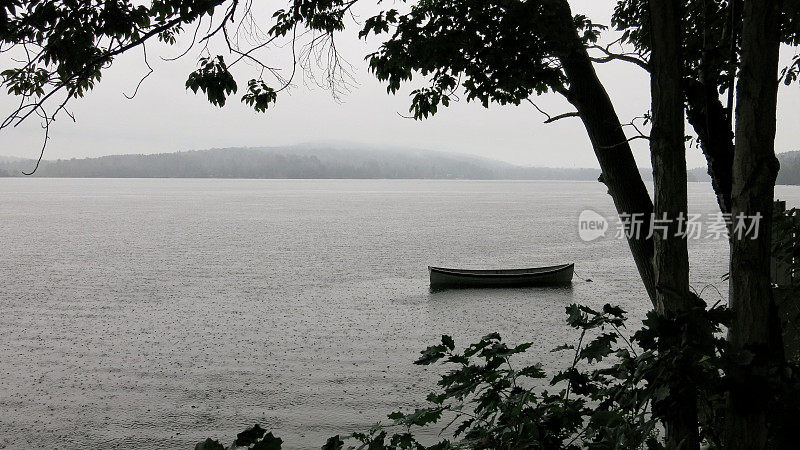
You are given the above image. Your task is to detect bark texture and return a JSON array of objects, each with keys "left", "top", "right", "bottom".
[
  {"left": 686, "top": 79, "right": 734, "bottom": 215},
  {"left": 684, "top": 0, "right": 737, "bottom": 216},
  {"left": 553, "top": 1, "right": 657, "bottom": 305},
  {"left": 648, "top": 0, "right": 693, "bottom": 316},
  {"left": 648, "top": 1, "right": 698, "bottom": 447},
  {"left": 725, "top": 0, "right": 784, "bottom": 447}
]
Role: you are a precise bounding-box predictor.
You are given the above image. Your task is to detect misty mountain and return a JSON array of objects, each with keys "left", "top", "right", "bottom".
[
  {"left": 687, "top": 166, "right": 712, "bottom": 182},
  {"left": 685, "top": 151, "right": 800, "bottom": 185},
  {"left": 0, "top": 144, "right": 796, "bottom": 184},
  {"left": 775, "top": 151, "right": 800, "bottom": 186},
  {"left": 0, "top": 145, "right": 604, "bottom": 180}
]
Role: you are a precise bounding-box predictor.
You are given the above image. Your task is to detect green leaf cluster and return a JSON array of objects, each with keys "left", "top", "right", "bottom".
[
  {"left": 197, "top": 299, "right": 800, "bottom": 449},
  {"left": 362, "top": 0, "right": 585, "bottom": 119},
  {"left": 185, "top": 56, "right": 236, "bottom": 107}
]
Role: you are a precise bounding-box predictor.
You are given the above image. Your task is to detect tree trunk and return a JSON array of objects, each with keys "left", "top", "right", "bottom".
[
  {"left": 648, "top": 1, "right": 698, "bottom": 447},
  {"left": 684, "top": 0, "right": 737, "bottom": 216},
  {"left": 552, "top": 1, "right": 657, "bottom": 305},
  {"left": 648, "top": 0, "right": 693, "bottom": 316},
  {"left": 686, "top": 79, "right": 734, "bottom": 215},
  {"left": 725, "top": 0, "right": 785, "bottom": 447}
]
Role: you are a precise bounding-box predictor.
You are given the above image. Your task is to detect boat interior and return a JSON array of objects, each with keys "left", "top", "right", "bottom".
[{"left": 429, "top": 264, "right": 572, "bottom": 275}]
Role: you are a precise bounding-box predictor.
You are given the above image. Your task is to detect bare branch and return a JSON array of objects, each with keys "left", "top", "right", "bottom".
[
  {"left": 124, "top": 44, "right": 154, "bottom": 99},
  {"left": 598, "top": 135, "right": 650, "bottom": 149},
  {"left": 526, "top": 99, "right": 580, "bottom": 123},
  {"left": 162, "top": 18, "right": 204, "bottom": 62},
  {"left": 597, "top": 116, "right": 652, "bottom": 149},
  {"left": 2, "top": 15, "right": 189, "bottom": 131},
  {"left": 2, "top": 0, "right": 364, "bottom": 163},
  {"left": 588, "top": 45, "right": 650, "bottom": 71},
  {"left": 21, "top": 109, "right": 50, "bottom": 176},
  {"left": 544, "top": 111, "right": 581, "bottom": 123}
]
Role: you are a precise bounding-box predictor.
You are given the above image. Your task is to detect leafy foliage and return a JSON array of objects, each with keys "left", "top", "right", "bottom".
[
  {"left": 0, "top": 0, "right": 225, "bottom": 104},
  {"left": 772, "top": 206, "right": 800, "bottom": 285},
  {"left": 361, "top": 0, "right": 604, "bottom": 119},
  {"left": 235, "top": 424, "right": 266, "bottom": 447},
  {"left": 2, "top": 0, "right": 799, "bottom": 136},
  {"left": 186, "top": 56, "right": 237, "bottom": 107},
  {"left": 196, "top": 300, "right": 800, "bottom": 449},
  {"left": 781, "top": 54, "right": 800, "bottom": 86},
  {"left": 613, "top": 0, "right": 800, "bottom": 92},
  {"left": 0, "top": 0, "right": 360, "bottom": 132},
  {"left": 242, "top": 80, "right": 278, "bottom": 113}
]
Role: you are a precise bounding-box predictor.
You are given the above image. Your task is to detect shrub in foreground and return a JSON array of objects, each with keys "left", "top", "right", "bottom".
[{"left": 197, "top": 302, "right": 799, "bottom": 449}]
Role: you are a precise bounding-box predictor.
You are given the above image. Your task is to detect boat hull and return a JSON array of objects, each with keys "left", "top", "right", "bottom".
[{"left": 429, "top": 264, "right": 574, "bottom": 290}]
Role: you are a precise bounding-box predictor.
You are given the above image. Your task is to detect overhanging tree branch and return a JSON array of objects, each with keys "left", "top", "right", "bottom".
[
  {"left": 587, "top": 45, "right": 650, "bottom": 71},
  {"left": 526, "top": 99, "right": 580, "bottom": 123}
]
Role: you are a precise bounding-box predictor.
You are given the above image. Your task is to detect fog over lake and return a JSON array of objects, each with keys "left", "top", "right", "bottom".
[{"left": 2, "top": 179, "right": 798, "bottom": 449}]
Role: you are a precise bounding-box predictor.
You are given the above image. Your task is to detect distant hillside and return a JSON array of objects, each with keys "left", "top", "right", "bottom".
[
  {"left": 0, "top": 155, "right": 28, "bottom": 176},
  {"left": 0, "top": 145, "right": 605, "bottom": 180},
  {"left": 776, "top": 151, "right": 800, "bottom": 186},
  {"left": 1, "top": 145, "right": 797, "bottom": 183},
  {"left": 685, "top": 151, "right": 800, "bottom": 185},
  {"left": 687, "top": 166, "right": 712, "bottom": 182}
]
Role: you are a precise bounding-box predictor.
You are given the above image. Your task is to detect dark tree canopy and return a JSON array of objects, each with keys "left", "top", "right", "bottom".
[
  {"left": 360, "top": 0, "right": 604, "bottom": 118},
  {"left": 0, "top": 0, "right": 358, "bottom": 148},
  {"left": 1, "top": 1, "right": 798, "bottom": 130}
]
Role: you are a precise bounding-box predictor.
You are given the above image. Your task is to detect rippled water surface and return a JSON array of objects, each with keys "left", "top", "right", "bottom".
[{"left": 2, "top": 179, "right": 798, "bottom": 449}]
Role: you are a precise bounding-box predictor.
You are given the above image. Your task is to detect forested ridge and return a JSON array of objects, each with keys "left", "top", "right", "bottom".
[
  {"left": 0, "top": 144, "right": 769, "bottom": 182},
  {"left": 0, "top": 145, "right": 605, "bottom": 180}
]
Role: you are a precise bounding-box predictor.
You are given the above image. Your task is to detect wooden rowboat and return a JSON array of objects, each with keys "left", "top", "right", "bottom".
[{"left": 429, "top": 263, "right": 574, "bottom": 290}]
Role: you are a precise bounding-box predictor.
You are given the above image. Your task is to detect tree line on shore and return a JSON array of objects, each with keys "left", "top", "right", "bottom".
[
  {"left": 5, "top": 146, "right": 800, "bottom": 183},
  {"left": 0, "top": 147, "right": 613, "bottom": 180}
]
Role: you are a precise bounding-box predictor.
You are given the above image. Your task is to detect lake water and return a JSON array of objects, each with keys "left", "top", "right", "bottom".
[{"left": 2, "top": 179, "right": 798, "bottom": 449}]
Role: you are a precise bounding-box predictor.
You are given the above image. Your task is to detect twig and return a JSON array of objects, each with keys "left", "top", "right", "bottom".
[
  {"left": 588, "top": 44, "right": 650, "bottom": 71},
  {"left": 124, "top": 44, "right": 154, "bottom": 99},
  {"left": 526, "top": 99, "right": 580, "bottom": 124}
]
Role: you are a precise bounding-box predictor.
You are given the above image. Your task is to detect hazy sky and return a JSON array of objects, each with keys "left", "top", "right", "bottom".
[{"left": 1, "top": 0, "right": 798, "bottom": 168}]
